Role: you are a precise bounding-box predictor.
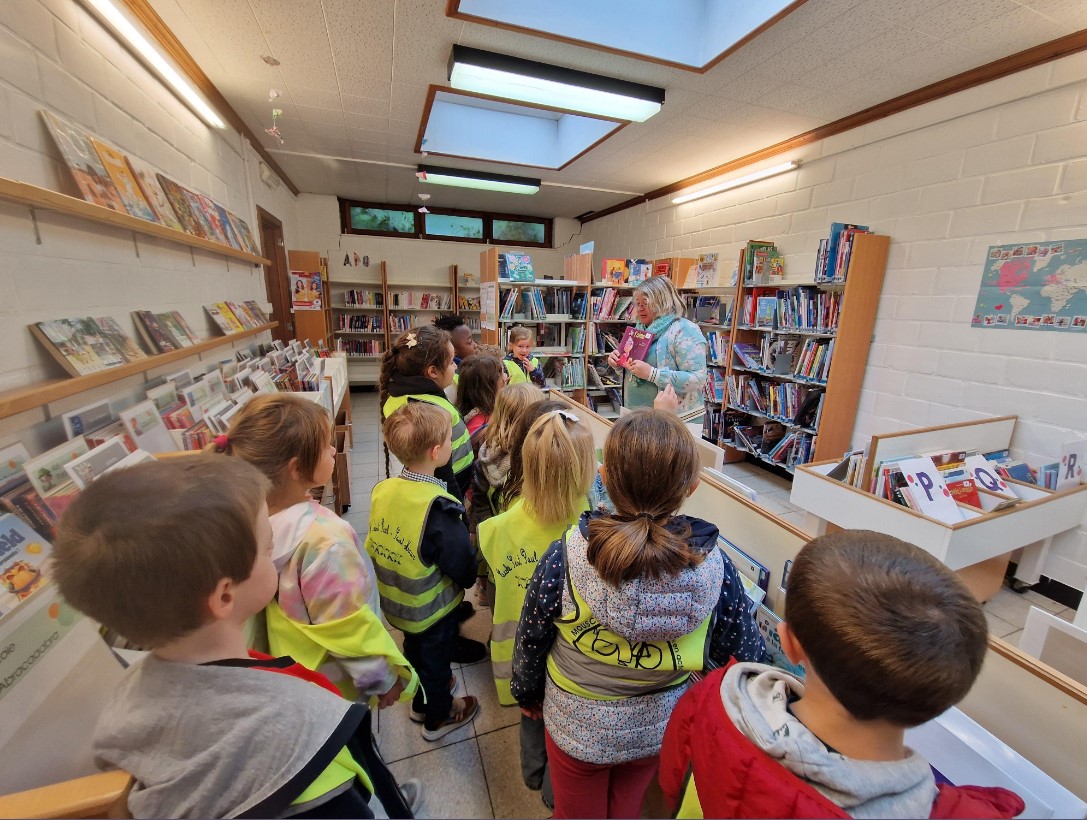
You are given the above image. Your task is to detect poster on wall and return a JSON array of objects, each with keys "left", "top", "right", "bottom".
[
  {"left": 971, "top": 239, "right": 1087, "bottom": 332},
  {"left": 290, "top": 271, "right": 323, "bottom": 311},
  {"left": 480, "top": 282, "right": 497, "bottom": 331}
]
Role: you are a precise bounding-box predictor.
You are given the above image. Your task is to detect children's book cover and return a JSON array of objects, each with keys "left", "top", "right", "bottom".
[
  {"left": 93, "top": 316, "right": 148, "bottom": 362},
  {"left": 0, "top": 513, "right": 52, "bottom": 616},
  {"left": 697, "top": 253, "right": 719, "bottom": 287},
  {"left": 652, "top": 259, "right": 672, "bottom": 279},
  {"left": 755, "top": 604, "right": 806, "bottom": 679},
  {"left": 627, "top": 259, "right": 651, "bottom": 285},
  {"left": 156, "top": 174, "right": 208, "bottom": 238},
  {"left": 215, "top": 303, "right": 248, "bottom": 333},
  {"left": 196, "top": 193, "right": 231, "bottom": 245},
  {"left": 243, "top": 301, "right": 269, "bottom": 324},
  {"left": 119, "top": 399, "right": 178, "bottom": 454},
  {"left": 155, "top": 312, "right": 194, "bottom": 348},
  {"left": 601, "top": 258, "right": 628, "bottom": 284},
  {"left": 755, "top": 296, "right": 777, "bottom": 328},
  {"left": 228, "top": 211, "right": 260, "bottom": 255},
  {"left": 131, "top": 310, "right": 178, "bottom": 353},
  {"left": 125, "top": 154, "right": 184, "bottom": 231},
  {"left": 212, "top": 202, "right": 244, "bottom": 250},
  {"left": 181, "top": 188, "right": 219, "bottom": 240},
  {"left": 615, "top": 327, "right": 653, "bottom": 367},
  {"left": 39, "top": 110, "right": 126, "bottom": 213},
  {"left": 169, "top": 311, "right": 201, "bottom": 344},
  {"left": 896, "top": 457, "right": 966, "bottom": 523},
  {"left": 61, "top": 399, "right": 113, "bottom": 440},
  {"left": 505, "top": 254, "right": 535, "bottom": 282},
  {"left": 63, "top": 437, "right": 132, "bottom": 490},
  {"left": 90, "top": 138, "right": 158, "bottom": 222},
  {"left": 226, "top": 301, "right": 259, "bottom": 330}
]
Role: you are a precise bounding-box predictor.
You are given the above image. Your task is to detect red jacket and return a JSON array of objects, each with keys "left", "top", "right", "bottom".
[{"left": 660, "top": 667, "right": 1025, "bottom": 819}]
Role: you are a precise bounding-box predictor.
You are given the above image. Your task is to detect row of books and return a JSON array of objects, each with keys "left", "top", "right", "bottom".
[
  {"left": 458, "top": 295, "right": 481, "bottom": 310},
  {"left": 587, "top": 362, "right": 623, "bottom": 389},
  {"left": 30, "top": 301, "right": 269, "bottom": 377},
  {"left": 793, "top": 338, "right": 834, "bottom": 382},
  {"left": 389, "top": 314, "right": 417, "bottom": 332},
  {"left": 204, "top": 302, "right": 269, "bottom": 335},
  {"left": 591, "top": 288, "right": 634, "bottom": 321},
  {"left": 465, "top": 315, "right": 481, "bottom": 332},
  {"left": 544, "top": 357, "right": 586, "bottom": 390},
  {"left": 775, "top": 287, "right": 842, "bottom": 332},
  {"left": 387, "top": 291, "right": 452, "bottom": 310},
  {"left": 337, "top": 314, "right": 384, "bottom": 332},
  {"left": 42, "top": 110, "right": 259, "bottom": 254},
  {"left": 336, "top": 338, "right": 384, "bottom": 357},
  {"left": 685, "top": 294, "right": 733, "bottom": 326},
  {"left": 599, "top": 258, "right": 651, "bottom": 286},
  {"left": 814, "top": 222, "right": 871, "bottom": 283},
  {"left": 706, "top": 331, "right": 730, "bottom": 366},
  {"left": 500, "top": 287, "right": 548, "bottom": 321},
  {"left": 342, "top": 289, "right": 383, "bottom": 307}
]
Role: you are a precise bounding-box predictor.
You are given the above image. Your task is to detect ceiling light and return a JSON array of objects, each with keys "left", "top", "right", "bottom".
[
  {"left": 418, "top": 165, "right": 540, "bottom": 195},
  {"left": 80, "top": 0, "right": 226, "bottom": 129},
  {"left": 671, "top": 161, "right": 801, "bottom": 204},
  {"left": 449, "top": 45, "right": 665, "bottom": 123}
]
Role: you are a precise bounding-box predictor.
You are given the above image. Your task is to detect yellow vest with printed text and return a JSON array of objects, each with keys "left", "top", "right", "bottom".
[
  {"left": 478, "top": 502, "right": 586, "bottom": 705},
  {"left": 364, "top": 477, "right": 464, "bottom": 633},
  {"left": 503, "top": 356, "right": 540, "bottom": 385},
  {"left": 382, "top": 393, "right": 474, "bottom": 476},
  {"left": 546, "top": 538, "right": 713, "bottom": 701}
]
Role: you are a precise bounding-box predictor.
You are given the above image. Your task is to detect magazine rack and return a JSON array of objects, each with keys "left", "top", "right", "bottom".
[
  {"left": 790, "top": 416, "right": 1087, "bottom": 597},
  {"left": 552, "top": 391, "right": 1087, "bottom": 806}
]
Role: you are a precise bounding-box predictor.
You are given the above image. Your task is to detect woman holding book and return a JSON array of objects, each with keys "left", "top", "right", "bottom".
[{"left": 608, "top": 276, "right": 707, "bottom": 418}]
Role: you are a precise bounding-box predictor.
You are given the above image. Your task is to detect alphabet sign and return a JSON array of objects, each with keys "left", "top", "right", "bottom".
[
  {"left": 897, "top": 457, "right": 966, "bottom": 523},
  {"left": 1058, "top": 440, "right": 1086, "bottom": 491}
]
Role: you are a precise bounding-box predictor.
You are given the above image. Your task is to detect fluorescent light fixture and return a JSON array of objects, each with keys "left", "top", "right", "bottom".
[
  {"left": 418, "top": 165, "right": 540, "bottom": 195},
  {"left": 81, "top": 0, "right": 226, "bottom": 129},
  {"left": 671, "top": 161, "right": 801, "bottom": 204},
  {"left": 449, "top": 45, "right": 664, "bottom": 122}
]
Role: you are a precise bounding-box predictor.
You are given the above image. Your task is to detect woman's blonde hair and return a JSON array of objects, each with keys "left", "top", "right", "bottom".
[
  {"left": 587, "top": 410, "right": 703, "bottom": 586},
  {"left": 211, "top": 393, "right": 331, "bottom": 490},
  {"left": 506, "top": 325, "right": 534, "bottom": 349},
  {"left": 636, "top": 275, "right": 685, "bottom": 321},
  {"left": 522, "top": 411, "right": 595, "bottom": 527},
  {"left": 481, "top": 382, "right": 543, "bottom": 455}
]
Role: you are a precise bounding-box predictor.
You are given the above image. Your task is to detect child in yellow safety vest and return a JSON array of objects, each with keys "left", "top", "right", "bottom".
[
  {"left": 213, "top": 393, "right": 418, "bottom": 709},
  {"left": 367, "top": 402, "right": 484, "bottom": 741},
  {"left": 511, "top": 410, "right": 766, "bottom": 819},
  {"left": 380, "top": 326, "right": 474, "bottom": 501},
  {"left": 504, "top": 325, "right": 546, "bottom": 387},
  {"left": 478, "top": 408, "right": 596, "bottom": 810}
]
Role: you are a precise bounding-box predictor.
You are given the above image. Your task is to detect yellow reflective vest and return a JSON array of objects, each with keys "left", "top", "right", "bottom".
[
  {"left": 383, "top": 393, "right": 474, "bottom": 476},
  {"left": 365, "top": 477, "right": 464, "bottom": 633},
  {"left": 546, "top": 536, "right": 713, "bottom": 701},
  {"left": 503, "top": 356, "right": 540, "bottom": 385},
  {"left": 478, "top": 500, "right": 586, "bottom": 705}
]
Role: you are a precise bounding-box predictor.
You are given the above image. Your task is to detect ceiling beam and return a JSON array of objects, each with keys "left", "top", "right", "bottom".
[
  {"left": 117, "top": 0, "right": 301, "bottom": 196},
  {"left": 583, "top": 28, "right": 1087, "bottom": 223}
]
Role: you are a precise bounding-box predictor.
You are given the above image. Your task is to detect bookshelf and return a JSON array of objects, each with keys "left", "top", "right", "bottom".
[
  {"left": 452, "top": 264, "right": 482, "bottom": 339},
  {"left": 288, "top": 250, "right": 333, "bottom": 349},
  {"left": 479, "top": 246, "right": 590, "bottom": 402},
  {"left": 707, "top": 232, "right": 890, "bottom": 476},
  {"left": 328, "top": 259, "right": 388, "bottom": 384}
]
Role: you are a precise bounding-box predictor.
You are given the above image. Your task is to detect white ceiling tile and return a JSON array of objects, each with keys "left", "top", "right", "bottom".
[
  {"left": 940, "top": 6, "right": 1068, "bottom": 57},
  {"left": 1024, "top": 0, "right": 1087, "bottom": 27}
]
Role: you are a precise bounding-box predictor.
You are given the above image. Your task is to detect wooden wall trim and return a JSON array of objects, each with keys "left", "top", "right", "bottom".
[
  {"left": 117, "top": 0, "right": 301, "bottom": 196},
  {"left": 583, "top": 28, "right": 1087, "bottom": 224}
]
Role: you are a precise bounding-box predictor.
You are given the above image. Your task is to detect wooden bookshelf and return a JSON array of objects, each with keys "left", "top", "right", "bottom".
[
  {"left": 288, "top": 249, "right": 333, "bottom": 347},
  {"left": 0, "top": 176, "right": 270, "bottom": 266},
  {"left": 328, "top": 261, "right": 388, "bottom": 383},
  {"left": 0, "top": 322, "right": 277, "bottom": 421}
]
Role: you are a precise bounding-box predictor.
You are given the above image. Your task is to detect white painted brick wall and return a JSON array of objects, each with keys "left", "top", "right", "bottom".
[
  {"left": 581, "top": 53, "right": 1087, "bottom": 589},
  {"left": 0, "top": 0, "right": 298, "bottom": 395}
]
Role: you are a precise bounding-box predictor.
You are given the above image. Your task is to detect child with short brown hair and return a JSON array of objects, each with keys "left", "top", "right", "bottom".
[
  {"left": 368, "top": 402, "right": 483, "bottom": 741},
  {"left": 53, "top": 458, "right": 394, "bottom": 819},
  {"left": 660, "top": 530, "right": 1025, "bottom": 819}
]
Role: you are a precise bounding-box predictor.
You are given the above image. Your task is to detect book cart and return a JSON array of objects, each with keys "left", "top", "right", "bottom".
[
  {"left": 550, "top": 391, "right": 1087, "bottom": 817},
  {"left": 790, "top": 416, "right": 1087, "bottom": 599},
  {"left": 478, "top": 246, "right": 591, "bottom": 404}
]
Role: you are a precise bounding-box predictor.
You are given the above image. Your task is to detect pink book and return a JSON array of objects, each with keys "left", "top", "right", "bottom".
[{"left": 615, "top": 327, "right": 654, "bottom": 367}]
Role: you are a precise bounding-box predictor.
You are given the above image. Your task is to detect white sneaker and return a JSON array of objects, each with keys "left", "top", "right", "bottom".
[
  {"left": 409, "top": 676, "right": 460, "bottom": 723},
  {"left": 397, "top": 778, "right": 424, "bottom": 815}
]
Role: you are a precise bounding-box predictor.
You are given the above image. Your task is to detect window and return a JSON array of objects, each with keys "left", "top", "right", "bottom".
[{"left": 340, "top": 198, "right": 552, "bottom": 248}]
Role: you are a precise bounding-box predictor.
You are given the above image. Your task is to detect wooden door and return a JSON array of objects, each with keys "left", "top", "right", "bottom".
[{"left": 257, "top": 206, "right": 291, "bottom": 344}]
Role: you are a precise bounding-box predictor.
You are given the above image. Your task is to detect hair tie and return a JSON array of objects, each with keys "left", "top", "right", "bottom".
[
  {"left": 635, "top": 512, "right": 655, "bottom": 520},
  {"left": 404, "top": 332, "right": 418, "bottom": 348},
  {"left": 547, "top": 409, "right": 580, "bottom": 423},
  {"left": 214, "top": 434, "right": 229, "bottom": 451}
]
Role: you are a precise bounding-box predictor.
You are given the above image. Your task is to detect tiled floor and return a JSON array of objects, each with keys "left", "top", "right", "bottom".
[{"left": 344, "top": 389, "right": 1075, "bottom": 819}]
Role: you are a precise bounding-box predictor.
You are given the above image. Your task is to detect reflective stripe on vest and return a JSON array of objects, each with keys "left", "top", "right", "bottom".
[
  {"left": 383, "top": 393, "right": 474, "bottom": 475},
  {"left": 364, "top": 477, "right": 464, "bottom": 633},
  {"left": 545, "top": 535, "right": 712, "bottom": 701},
  {"left": 478, "top": 503, "right": 582, "bottom": 705},
  {"left": 503, "top": 356, "right": 540, "bottom": 385}
]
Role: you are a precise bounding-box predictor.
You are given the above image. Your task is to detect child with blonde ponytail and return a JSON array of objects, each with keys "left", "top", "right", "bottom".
[
  {"left": 478, "top": 408, "right": 595, "bottom": 809},
  {"left": 511, "top": 410, "right": 765, "bottom": 819}
]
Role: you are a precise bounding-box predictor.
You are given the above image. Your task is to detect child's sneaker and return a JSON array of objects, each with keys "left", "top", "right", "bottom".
[
  {"left": 409, "top": 676, "right": 460, "bottom": 723},
  {"left": 422, "top": 695, "right": 479, "bottom": 741}
]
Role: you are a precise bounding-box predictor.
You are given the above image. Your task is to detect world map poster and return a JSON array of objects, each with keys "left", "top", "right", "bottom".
[{"left": 971, "top": 239, "right": 1087, "bottom": 332}]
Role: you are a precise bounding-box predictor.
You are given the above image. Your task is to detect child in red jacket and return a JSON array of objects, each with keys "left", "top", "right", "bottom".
[{"left": 660, "top": 529, "right": 1025, "bottom": 819}]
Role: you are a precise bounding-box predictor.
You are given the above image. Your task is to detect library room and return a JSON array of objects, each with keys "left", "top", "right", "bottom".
[{"left": 1, "top": 0, "right": 1086, "bottom": 818}]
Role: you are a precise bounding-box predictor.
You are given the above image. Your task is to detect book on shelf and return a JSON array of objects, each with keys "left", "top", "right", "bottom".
[
  {"left": 125, "top": 153, "right": 184, "bottom": 231},
  {"left": 206, "top": 303, "right": 247, "bottom": 334},
  {"left": 816, "top": 222, "right": 870, "bottom": 282},
  {"left": 696, "top": 253, "right": 720, "bottom": 287},
  {"left": 93, "top": 316, "right": 149, "bottom": 361},
  {"left": 90, "top": 137, "right": 158, "bottom": 222},
  {"left": 30, "top": 317, "right": 129, "bottom": 377},
  {"left": 155, "top": 312, "right": 195, "bottom": 348},
  {"left": 23, "top": 438, "right": 89, "bottom": 519},
  {"left": 132, "top": 310, "right": 179, "bottom": 353},
  {"left": 754, "top": 296, "right": 777, "bottom": 328},
  {"left": 0, "top": 513, "right": 53, "bottom": 617},
  {"left": 60, "top": 398, "right": 113, "bottom": 440},
  {"left": 741, "top": 241, "right": 776, "bottom": 285},
  {"left": 627, "top": 259, "right": 651, "bottom": 285},
  {"left": 119, "top": 399, "right": 180, "bottom": 454},
  {"left": 615, "top": 327, "right": 653, "bottom": 367},
  {"left": 226, "top": 301, "right": 261, "bottom": 330},
  {"left": 504, "top": 254, "right": 535, "bottom": 282},
  {"left": 600, "top": 258, "right": 628, "bottom": 284},
  {"left": 62, "top": 436, "right": 132, "bottom": 490},
  {"left": 40, "top": 110, "right": 127, "bottom": 213}
]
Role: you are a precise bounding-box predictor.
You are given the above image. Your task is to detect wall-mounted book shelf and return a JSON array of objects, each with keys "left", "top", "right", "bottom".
[
  {"left": 0, "top": 322, "right": 277, "bottom": 421},
  {"left": 0, "top": 177, "right": 270, "bottom": 266}
]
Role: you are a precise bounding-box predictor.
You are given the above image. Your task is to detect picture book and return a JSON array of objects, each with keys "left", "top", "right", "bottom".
[
  {"left": 93, "top": 316, "right": 148, "bottom": 362},
  {"left": 227, "top": 211, "right": 260, "bottom": 255},
  {"left": 615, "top": 327, "right": 653, "bottom": 367},
  {"left": 946, "top": 477, "right": 982, "bottom": 509},
  {"left": 896, "top": 457, "right": 966, "bottom": 523},
  {"left": 718, "top": 535, "right": 770, "bottom": 591},
  {"left": 755, "top": 605, "right": 806, "bottom": 678},
  {"left": 999, "top": 461, "right": 1037, "bottom": 485},
  {"left": 212, "top": 303, "right": 247, "bottom": 334},
  {"left": 155, "top": 312, "right": 194, "bottom": 348},
  {"left": 23, "top": 438, "right": 88, "bottom": 519},
  {"left": 696, "top": 253, "right": 720, "bottom": 287},
  {"left": 212, "top": 202, "right": 243, "bottom": 250},
  {"left": 90, "top": 138, "right": 158, "bottom": 222},
  {"left": 197, "top": 193, "right": 231, "bottom": 245},
  {"left": 504, "top": 254, "right": 535, "bottom": 282},
  {"left": 224, "top": 301, "right": 257, "bottom": 330},
  {"left": 0, "top": 444, "right": 31, "bottom": 493},
  {"left": 652, "top": 259, "right": 672, "bottom": 279},
  {"left": 156, "top": 174, "right": 208, "bottom": 238},
  {"left": 84, "top": 419, "right": 136, "bottom": 452},
  {"left": 627, "top": 259, "right": 651, "bottom": 285},
  {"left": 601, "top": 258, "right": 628, "bottom": 284},
  {"left": 243, "top": 301, "right": 270, "bottom": 324},
  {"left": 181, "top": 187, "right": 218, "bottom": 239},
  {"left": 31, "top": 318, "right": 125, "bottom": 376},
  {"left": 755, "top": 296, "right": 777, "bottom": 328},
  {"left": 169, "top": 311, "right": 201, "bottom": 344},
  {"left": 124, "top": 153, "right": 184, "bottom": 231},
  {"left": 132, "top": 310, "right": 179, "bottom": 353},
  {"left": 61, "top": 398, "right": 113, "bottom": 439},
  {"left": 119, "top": 399, "right": 179, "bottom": 454},
  {"left": 39, "top": 110, "right": 126, "bottom": 213},
  {"left": 0, "top": 514, "right": 52, "bottom": 616},
  {"left": 63, "top": 437, "right": 132, "bottom": 490}
]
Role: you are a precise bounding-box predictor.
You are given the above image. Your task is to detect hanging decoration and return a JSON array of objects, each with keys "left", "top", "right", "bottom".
[{"left": 265, "top": 108, "right": 284, "bottom": 145}]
